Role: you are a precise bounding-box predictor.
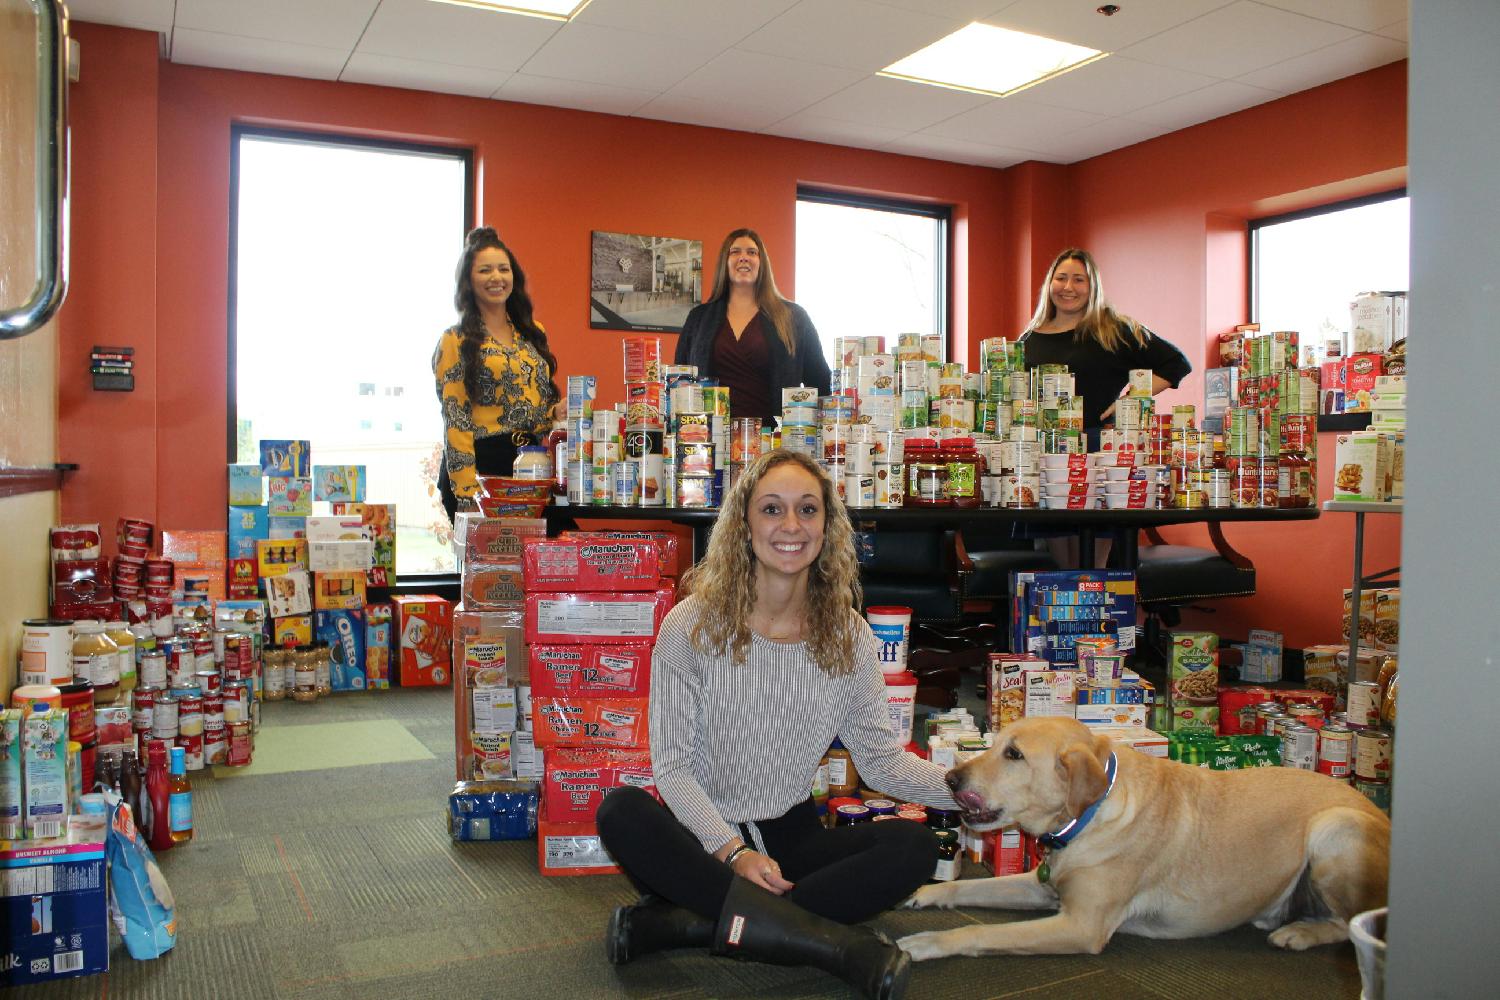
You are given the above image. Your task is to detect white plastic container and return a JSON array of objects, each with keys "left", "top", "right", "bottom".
[
  {"left": 883, "top": 670, "right": 918, "bottom": 743},
  {"left": 866, "top": 606, "right": 912, "bottom": 675}
]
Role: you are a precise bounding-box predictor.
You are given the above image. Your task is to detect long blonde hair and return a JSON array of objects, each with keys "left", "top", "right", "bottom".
[
  {"left": 707, "top": 228, "right": 796, "bottom": 356},
  {"left": 1026, "top": 248, "right": 1149, "bottom": 353},
  {"left": 683, "top": 450, "right": 862, "bottom": 674}
]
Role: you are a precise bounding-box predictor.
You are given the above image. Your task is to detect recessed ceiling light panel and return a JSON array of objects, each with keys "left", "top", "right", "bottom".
[
  {"left": 427, "top": 0, "right": 593, "bottom": 22},
  {"left": 879, "top": 23, "right": 1105, "bottom": 98}
]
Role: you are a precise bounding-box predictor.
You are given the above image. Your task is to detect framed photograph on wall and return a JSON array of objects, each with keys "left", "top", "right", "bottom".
[{"left": 590, "top": 231, "right": 703, "bottom": 333}]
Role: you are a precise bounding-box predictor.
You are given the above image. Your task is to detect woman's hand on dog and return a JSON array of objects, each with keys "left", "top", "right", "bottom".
[{"left": 732, "top": 848, "right": 796, "bottom": 894}]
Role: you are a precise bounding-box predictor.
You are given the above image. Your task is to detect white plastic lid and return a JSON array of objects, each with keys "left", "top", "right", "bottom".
[{"left": 75, "top": 620, "right": 104, "bottom": 634}]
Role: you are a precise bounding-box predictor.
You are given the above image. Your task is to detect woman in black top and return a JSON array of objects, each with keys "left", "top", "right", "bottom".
[
  {"left": 1021, "top": 248, "right": 1191, "bottom": 435},
  {"left": 674, "top": 229, "right": 831, "bottom": 421}
]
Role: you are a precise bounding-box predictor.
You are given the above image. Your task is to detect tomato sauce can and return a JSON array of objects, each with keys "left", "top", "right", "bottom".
[
  {"left": 1317, "top": 723, "right": 1354, "bottom": 779},
  {"left": 1280, "top": 724, "right": 1318, "bottom": 770},
  {"left": 203, "top": 724, "right": 227, "bottom": 766},
  {"left": 227, "top": 721, "right": 254, "bottom": 767},
  {"left": 1346, "top": 681, "right": 1382, "bottom": 728},
  {"left": 1353, "top": 728, "right": 1393, "bottom": 782}
]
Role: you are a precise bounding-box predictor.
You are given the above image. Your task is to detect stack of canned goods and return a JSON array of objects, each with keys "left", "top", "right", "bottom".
[{"left": 1250, "top": 695, "right": 1393, "bottom": 813}]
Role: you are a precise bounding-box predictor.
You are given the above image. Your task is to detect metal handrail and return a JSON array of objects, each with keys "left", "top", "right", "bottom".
[{"left": 0, "top": 0, "right": 69, "bottom": 340}]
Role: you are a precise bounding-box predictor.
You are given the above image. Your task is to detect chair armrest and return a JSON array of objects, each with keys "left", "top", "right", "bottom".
[{"left": 1208, "top": 522, "right": 1254, "bottom": 569}]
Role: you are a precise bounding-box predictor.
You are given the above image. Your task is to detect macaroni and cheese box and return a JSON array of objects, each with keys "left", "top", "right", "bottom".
[
  {"left": 522, "top": 537, "right": 661, "bottom": 592},
  {"left": 392, "top": 595, "right": 453, "bottom": 687},
  {"left": 0, "top": 842, "right": 109, "bottom": 986}
]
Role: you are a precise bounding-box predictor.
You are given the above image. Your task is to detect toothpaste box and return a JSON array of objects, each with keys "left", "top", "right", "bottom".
[
  {"left": 522, "top": 537, "right": 661, "bottom": 593},
  {"left": 0, "top": 841, "right": 109, "bottom": 986},
  {"left": 21, "top": 711, "right": 68, "bottom": 841}
]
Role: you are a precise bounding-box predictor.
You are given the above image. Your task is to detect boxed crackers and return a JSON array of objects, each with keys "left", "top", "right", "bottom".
[{"left": 391, "top": 594, "right": 453, "bottom": 687}]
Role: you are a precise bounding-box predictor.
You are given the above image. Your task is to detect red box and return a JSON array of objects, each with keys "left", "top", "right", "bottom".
[
  {"left": 984, "top": 829, "right": 1038, "bottom": 876},
  {"left": 391, "top": 594, "right": 453, "bottom": 686},
  {"left": 462, "top": 564, "right": 526, "bottom": 608},
  {"left": 562, "top": 530, "right": 681, "bottom": 578},
  {"left": 227, "top": 557, "right": 259, "bottom": 600},
  {"left": 530, "top": 643, "right": 652, "bottom": 697},
  {"left": 530, "top": 696, "right": 650, "bottom": 749},
  {"left": 524, "top": 588, "right": 674, "bottom": 645},
  {"left": 1342, "top": 353, "right": 1381, "bottom": 413},
  {"left": 537, "top": 818, "right": 619, "bottom": 877},
  {"left": 464, "top": 517, "right": 545, "bottom": 566},
  {"left": 522, "top": 537, "right": 661, "bottom": 592},
  {"left": 542, "top": 747, "right": 614, "bottom": 823}
]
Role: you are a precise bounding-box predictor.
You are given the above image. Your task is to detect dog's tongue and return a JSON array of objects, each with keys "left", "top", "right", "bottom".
[{"left": 954, "top": 789, "right": 989, "bottom": 813}]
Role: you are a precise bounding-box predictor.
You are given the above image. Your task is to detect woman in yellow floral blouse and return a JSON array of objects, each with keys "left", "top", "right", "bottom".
[{"left": 433, "top": 227, "right": 561, "bottom": 521}]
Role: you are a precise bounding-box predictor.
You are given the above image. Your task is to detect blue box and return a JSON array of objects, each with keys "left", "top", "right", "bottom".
[
  {"left": 1, "top": 842, "right": 108, "bottom": 986},
  {"left": 313, "top": 465, "right": 366, "bottom": 502},
  {"left": 259, "top": 440, "right": 310, "bottom": 477},
  {"left": 316, "top": 609, "right": 367, "bottom": 692},
  {"left": 227, "top": 505, "right": 270, "bottom": 560},
  {"left": 228, "top": 464, "right": 264, "bottom": 506}
]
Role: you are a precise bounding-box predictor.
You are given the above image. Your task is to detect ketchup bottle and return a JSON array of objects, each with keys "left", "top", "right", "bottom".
[{"left": 146, "top": 740, "right": 175, "bottom": 853}]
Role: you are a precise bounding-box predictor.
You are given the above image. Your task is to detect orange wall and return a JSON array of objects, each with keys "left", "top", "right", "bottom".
[
  {"left": 59, "top": 23, "right": 1407, "bottom": 649},
  {"left": 1068, "top": 62, "right": 1408, "bottom": 647}
]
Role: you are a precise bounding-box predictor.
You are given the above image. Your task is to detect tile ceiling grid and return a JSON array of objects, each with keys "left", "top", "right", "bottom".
[{"left": 60, "top": 0, "right": 1409, "bottom": 165}]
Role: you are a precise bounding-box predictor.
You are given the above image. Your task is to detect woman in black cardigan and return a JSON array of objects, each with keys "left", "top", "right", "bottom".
[{"left": 674, "top": 229, "right": 831, "bottom": 421}]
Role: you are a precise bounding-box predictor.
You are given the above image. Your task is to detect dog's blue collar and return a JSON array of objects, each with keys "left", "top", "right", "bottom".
[{"left": 1037, "top": 751, "right": 1118, "bottom": 852}]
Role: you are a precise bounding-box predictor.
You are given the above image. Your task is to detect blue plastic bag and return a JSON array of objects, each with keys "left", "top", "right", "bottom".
[{"left": 103, "top": 793, "right": 177, "bottom": 960}]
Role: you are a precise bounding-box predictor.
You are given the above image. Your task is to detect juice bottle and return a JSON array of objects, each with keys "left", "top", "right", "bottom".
[{"left": 168, "top": 745, "right": 193, "bottom": 844}]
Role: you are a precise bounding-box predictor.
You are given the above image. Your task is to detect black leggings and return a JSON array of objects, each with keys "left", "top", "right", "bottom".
[{"left": 595, "top": 787, "right": 938, "bottom": 925}]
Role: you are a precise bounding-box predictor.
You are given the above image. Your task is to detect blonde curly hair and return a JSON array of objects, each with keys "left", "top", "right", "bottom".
[{"left": 682, "top": 450, "right": 863, "bottom": 675}]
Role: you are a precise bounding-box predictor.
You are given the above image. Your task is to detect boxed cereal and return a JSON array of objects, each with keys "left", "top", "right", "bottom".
[
  {"left": 267, "top": 476, "right": 313, "bottom": 517},
  {"left": 391, "top": 594, "right": 453, "bottom": 687},
  {"left": 228, "top": 464, "right": 264, "bottom": 506},
  {"left": 522, "top": 537, "right": 661, "bottom": 592},
  {"left": 1373, "top": 588, "right": 1401, "bottom": 651},
  {"left": 227, "top": 505, "right": 270, "bottom": 559},
  {"left": 312, "top": 465, "right": 366, "bottom": 503}
]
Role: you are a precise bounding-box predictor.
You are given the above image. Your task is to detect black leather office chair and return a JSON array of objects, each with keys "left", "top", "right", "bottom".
[{"left": 1133, "top": 524, "right": 1257, "bottom": 666}]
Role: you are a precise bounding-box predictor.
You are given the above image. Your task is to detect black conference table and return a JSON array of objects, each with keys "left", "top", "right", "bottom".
[{"left": 541, "top": 503, "right": 1320, "bottom": 573}]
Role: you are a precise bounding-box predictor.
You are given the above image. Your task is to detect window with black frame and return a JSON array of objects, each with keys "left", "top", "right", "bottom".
[
  {"left": 794, "top": 189, "right": 951, "bottom": 364},
  {"left": 230, "top": 128, "right": 472, "bottom": 578}
]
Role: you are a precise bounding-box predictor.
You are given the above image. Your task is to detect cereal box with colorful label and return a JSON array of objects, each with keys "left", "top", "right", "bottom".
[
  {"left": 227, "top": 505, "right": 270, "bottom": 560},
  {"left": 259, "top": 439, "right": 311, "bottom": 478}
]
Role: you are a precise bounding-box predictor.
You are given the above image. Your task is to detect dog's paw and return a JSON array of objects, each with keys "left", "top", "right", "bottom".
[
  {"left": 903, "top": 882, "right": 961, "bottom": 910},
  {"left": 896, "top": 930, "right": 954, "bottom": 962},
  {"left": 1269, "top": 920, "right": 1348, "bottom": 951}
]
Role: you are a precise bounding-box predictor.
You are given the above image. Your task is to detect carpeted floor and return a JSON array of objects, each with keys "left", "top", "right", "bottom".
[{"left": 16, "top": 687, "right": 1363, "bottom": 999}]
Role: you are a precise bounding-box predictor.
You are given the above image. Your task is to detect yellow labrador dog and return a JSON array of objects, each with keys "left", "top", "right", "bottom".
[{"left": 899, "top": 717, "right": 1389, "bottom": 960}]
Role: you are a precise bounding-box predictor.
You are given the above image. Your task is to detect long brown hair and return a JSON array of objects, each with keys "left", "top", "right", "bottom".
[
  {"left": 682, "top": 450, "right": 862, "bottom": 675},
  {"left": 453, "top": 227, "right": 561, "bottom": 416},
  {"left": 706, "top": 228, "right": 796, "bottom": 355},
  {"left": 1026, "top": 248, "right": 1149, "bottom": 353}
]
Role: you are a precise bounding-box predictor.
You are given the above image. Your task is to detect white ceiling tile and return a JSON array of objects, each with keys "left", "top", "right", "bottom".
[
  {"left": 760, "top": 112, "right": 911, "bottom": 151},
  {"left": 881, "top": 132, "right": 1035, "bottom": 168},
  {"left": 634, "top": 94, "right": 785, "bottom": 132},
  {"left": 923, "top": 95, "right": 1104, "bottom": 150},
  {"left": 494, "top": 73, "right": 658, "bottom": 116},
  {"left": 661, "top": 50, "right": 864, "bottom": 123},
  {"left": 868, "top": 0, "right": 1017, "bottom": 19},
  {"left": 1255, "top": 0, "right": 1408, "bottom": 33},
  {"left": 1235, "top": 32, "right": 1406, "bottom": 94},
  {"left": 174, "top": 0, "right": 377, "bottom": 48},
  {"left": 358, "top": 0, "right": 560, "bottom": 72},
  {"left": 1024, "top": 116, "right": 1179, "bottom": 163},
  {"left": 1121, "top": 1, "right": 1359, "bottom": 78},
  {"left": 737, "top": 0, "right": 965, "bottom": 72},
  {"left": 1017, "top": 56, "right": 1221, "bottom": 117},
  {"left": 519, "top": 21, "right": 713, "bottom": 91},
  {"left": 67, "top": 0, "right": 176, "bottom": 31},
  {"left": 799, "top": 75, "right": 991, "bottom": 132},
  {"left": 572, "top": 0, "right": 799, "bottom": 45},
  {"left": 1127, "top": 78, "right": 1281, "bottom": 128},
  {"left": 170, "top": 28, "right": 348, "bottom": 80},
  {"left": 340, "top": 52, "right": 511, "bottom": 99},
  {"left": 983, "top": 0, "right": 1235, "bottom": 52},
  {"left": 1374, "top": 18, "right": 1408, "bottom": 42}
]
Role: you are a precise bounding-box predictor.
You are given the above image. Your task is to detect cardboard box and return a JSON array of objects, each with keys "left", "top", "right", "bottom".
[
  {"left": 22, "top": 711, "right": 68, "bottom": 840},
  {"left": 0, "top": 842, "right": 109, "bottom": 986},
  {"left": 1094, "top": 726, "right": 1170, "bottom": 758},
  {"left": 529, "top": 643, "right": 652, "bottom": 698},
  {"left": 1168, "top": 630, "right": 1218, "bottom": 729},
  {"left": 524, "top": 589, "right": 675, "bottom": 646},
  {"left": 522, "top": 537, "right": 661, "bottom": 592},
  {"left": 307, "top": 540, "right": 374, "bottom": 573},
  {"left": 272, "top": 614, "right": 313, "bottom": 647},
  {"left": 1349, "top": 291, "right": 1406, "bottom": 355},
  {"left": 1373, "top": 588, "right": 1401, "bottom": 651},
  {"left": 392, "top": 595, "right": 453, "bottom": 687},
  {"left": 331, "top": 503, "right": 396, "bottom": 587},
  {"left": 987, "top": 653, "right": 1045, "bottom": 730},
  {"left": 1341, "top": 353, "right": 1382, "bottom": 413},
  {"left": 259, "top": 439, "right": 311, "bottom": 477},
  {"left": 159, "top": 530, "right": 226, "bottom": 567},
  {"left": 365, "top": 604, "right": 392, "bottom": 690},
  {"left": 266, "top": 570, "right": 313, "bottom": 618},
  {"left": 537, "top": 818, "right": 619, "bottom": 877},
  {"left": 463, "top": 565, "right": 526, "bottom": 609},
  {"left": 1022, "top": 669, "right": 1077, "bottom": 719},
  {"left": 1333, "top": 432, "right": 1383, "bottom": 502},
  {"left": 315, "top": 609, "right": 367, "bottom": 691},
  {"left": 305, "top": 516, "right": 373, "bottom": 542},
  {"left": 227, "top": 505, "right": 270, "bottom": 559},
  {"left": 1301, "top": 644, "right": 1346, "bottom": 703},
  {"left": 1075, "top": 702, "right": 1150, "bottom": 727},
  {"left": 314, "top": 570, "right": 367, "bottom": 610},
  {"left": 1240, "top": 629, "right": 1284, "bottom": 684},
  {"left": 228, "top": 464, "right": 264, "bottom": 506},
  {"left": 1202, "top": 366, "right": 1237, "bottom": 434},
  {"left": 461, "top": 517, "right": 547, "bottom": 569},
  {"left": 312, "top": 465, "right": 366, "bottom": 502},
  {"left": 256, "top": 537, "right": 307, "bottom": 578},
  {"left": 267, "top": 476, "right": 313, "bottom": 517},
  {"left": 541, "top": 748, "right": 613, "bottom": 823}
]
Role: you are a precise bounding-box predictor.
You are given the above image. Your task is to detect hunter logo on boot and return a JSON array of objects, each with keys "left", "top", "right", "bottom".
[{"left": 727, "top": 915, "right": 746, "bottom": 946}]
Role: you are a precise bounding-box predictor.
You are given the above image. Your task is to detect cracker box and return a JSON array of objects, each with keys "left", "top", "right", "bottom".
[
  {"left": 316, "top": 609, "right": 367, "bottom": 691},
  {"left": 266, "top": 570, "right": 313, "bottom": 618},
  {"left": 312, "top": 465, "right": 366, "bottom": 502},
  {"left": 537, "top": 818, "right": 619, "bottom": 877},
  {"left": 529, "top": 643, "right": 652, "bottom": 698},
  {"left": 314, "top": 570, "right": 367, "bottom": 610},
  {"left": 259, "top": 439, "right": 311, "bottom": 477},
  {"left": 267, "top": 476, "right": 313, "bottom": 517},
  {"left": 22, "top": 710, "right": 68, "bottom": 840},
  {"left": 524, "top": 588, "right": 675, "bottom": 646},
  {"left": 392, "top": 595, "right": 453, "bottom": 687},
  {"left": 228, "top": 464, "right": 264, "bottom": 506},
  {"left": 1075, "top": 702, "right": 1150, "bottom": 727},
  {"left": 522, "top": 537, "right": 661, "bottom": 593},
  {"left": 530, "top": 696, "right": 649, "bottom": 749},
  {"left": 365, "top": 604, "right": 392, "bottom": 690},
  {"left": 307, "top": 540, "right": 374, "bottom": 573},
  {"left": 0, "top": 841, "right": 109, "bottom": 986},
  {"left": 305, "top": 516, "right": 372, "bottom": 542},
  {"left": 256, "top": 537, "right": 307, "bottom": 578},
  {"left": 1373, "top": 588, "right": 1401, "bottom": 651},
  {"left": 268, "top": 516, "right": 307, "bottom": 540},
  {"left": 1341, "top": 353, "right": 1382, "bottom": 414},
  {"left": 1022, "top": 669, "right": 1077, "bottom": 719},
  {"left": 272, "top": 614, "right": 313, "bottom": 647},
  {"left": 987, "top": 653, "right": 1045, "bottom": 730},
  {"left": 227, "top": 505, "right": 270, "bottom": 559}
]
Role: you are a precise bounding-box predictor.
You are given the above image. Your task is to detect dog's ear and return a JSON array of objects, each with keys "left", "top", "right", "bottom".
[{"left": 1058, "top": 744, "right": 1109, "bottom": 820}]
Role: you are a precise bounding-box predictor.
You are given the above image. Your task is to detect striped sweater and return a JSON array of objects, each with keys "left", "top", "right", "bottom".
[{"left": 650, "top": 596, "right": 958, "bottom": 853}]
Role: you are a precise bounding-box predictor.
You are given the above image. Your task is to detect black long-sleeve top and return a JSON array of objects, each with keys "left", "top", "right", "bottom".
[{"left": 1020, "top": 325, "right": 1192, "bottom": 430}]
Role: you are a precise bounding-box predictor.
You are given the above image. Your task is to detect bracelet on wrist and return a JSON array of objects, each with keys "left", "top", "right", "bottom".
[{"left": 724, "top": 844, "right": 753, "bottom": 868}]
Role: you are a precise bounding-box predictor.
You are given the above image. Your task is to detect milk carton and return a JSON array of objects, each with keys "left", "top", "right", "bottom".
[{"left": 0, "top": 711, "right": 21, "bottom": 840}]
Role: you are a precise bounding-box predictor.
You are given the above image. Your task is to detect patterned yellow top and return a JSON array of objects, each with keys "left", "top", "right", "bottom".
[{"left": 432, "top": 325, "right": 553, "bottom": 498}]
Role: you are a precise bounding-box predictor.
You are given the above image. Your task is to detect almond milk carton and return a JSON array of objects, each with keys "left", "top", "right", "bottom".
[{"left": 23, "top": 709, "right": 69, "bottom": 840}]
